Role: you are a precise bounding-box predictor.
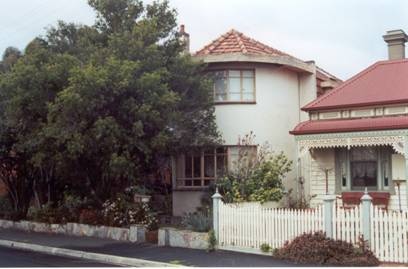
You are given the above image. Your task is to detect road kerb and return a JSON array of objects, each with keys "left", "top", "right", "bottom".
[{"left": 0, "top": 239, "right": 180, "bottom": 267}]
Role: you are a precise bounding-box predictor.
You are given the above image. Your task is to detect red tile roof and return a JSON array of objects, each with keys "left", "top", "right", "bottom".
[
  {"left": 290, "top": 116, "right": 408, "bottom": 135},
  {"left": 303, "top": 59, "right": 408, "bottom": 111},
  {"left": 195, "top": 29, "right": 292, "bottom": 57}
]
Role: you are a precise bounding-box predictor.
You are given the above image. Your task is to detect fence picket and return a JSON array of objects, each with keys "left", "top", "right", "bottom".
[{"left": 217, "top": 200, "right": 407, "bottom": 263}]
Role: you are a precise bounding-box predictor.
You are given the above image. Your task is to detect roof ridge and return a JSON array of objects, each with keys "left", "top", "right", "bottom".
[
  {"left": 194, "top": 28, "right": 302, "bottom": 62},
  {"left": 303, "top": 60, "right": 384, "bottom": 111},
  {"left": 196, "top": 29, "right": 235, "bottom": 55},
  {"left": 316, "top": 65, "right": 342, "bottom": 82}
]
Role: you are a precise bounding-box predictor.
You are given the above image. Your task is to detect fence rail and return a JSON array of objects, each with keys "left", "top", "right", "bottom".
[
  {"left": 370, "top": 206, "right": 408, "bottom": 263},
  {"left": 213, "top": 190, "right": 408, "bottom": 263},
  {"left": 218, "top": 202, "right": 323, "bottom": 250}
]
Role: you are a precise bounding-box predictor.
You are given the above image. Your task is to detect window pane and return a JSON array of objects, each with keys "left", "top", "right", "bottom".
[
  {"left": 216, "top": 155, "right": 227, "bottom": 177},
  {"left": 185, "top": 155, "right": 192, "bottom": 178},
  {"left": 229, "top": 70, "right": 240, "bottom": 77},
  {"left": 204, "top": 155, "right": 215, "bottom": 177},
  {"left": 229, "top": 92, "right": 241, "bottom": 101},
  {"left": 193, "top": 179, "right": 202, "bottom": 186},
  {"left": 193, "top": 155, "right": 201, "bottom": 178},
  {"left": 242, "top": 70, "right": 254, "bottom": 78},
  {"left": 351, "top": 161, "right": 377, "bottom": 188},
  {"left": 242, "top": 78, "right": 254, "bottom": 93},
  {"left": 229, "top": 77, "right": 241, "bottom": 93},
  {"left": 214, "top": 78, "right": 227, "bottom": 94},
  {"left": 215, "top": 93, "right": 227, "bottom": 101},
  {"left": 242, "top": 93, "right": 254, "bottom": 101},
  {"left": 382, "top": 160, "right": 389, "bottom": 187}
]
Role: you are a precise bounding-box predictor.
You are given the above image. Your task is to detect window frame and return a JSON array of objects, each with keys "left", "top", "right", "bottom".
[
  {"left": 335, "top": 146, "right": 392, "bottom": 192},
  {"left": 212, "top": 69, "right": 256, "bottom": 104},
  {"left": 177, "top": 147, "right": 228, "bottom": 189}
]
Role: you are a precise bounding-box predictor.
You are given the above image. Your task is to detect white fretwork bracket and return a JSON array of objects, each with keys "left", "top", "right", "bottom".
[{"left": 295, "top": 130, "right": 408, "bottom": 158}]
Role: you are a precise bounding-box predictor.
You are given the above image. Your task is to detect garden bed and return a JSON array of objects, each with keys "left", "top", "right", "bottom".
[
  {"left": 0, "top": 219, "right": 147, "bottom": 243},
  {"left": 158, "top": 227, "right": 208, "bottom": 250}
]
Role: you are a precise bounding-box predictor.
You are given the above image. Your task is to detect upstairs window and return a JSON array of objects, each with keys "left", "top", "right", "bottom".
[{"left": 213, "top": 70, "right": 255, "bottom": 102}]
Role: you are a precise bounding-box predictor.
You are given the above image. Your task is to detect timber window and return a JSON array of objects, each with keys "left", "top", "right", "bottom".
[
  {"left": 213, "top": 70, "right": 255, "bottom": 102},
  {"left": 335, "top": 146, "right": 392, "bottom": 192},
  {"left": 177, "top": 147, "right": 228, "bottom": 188}
]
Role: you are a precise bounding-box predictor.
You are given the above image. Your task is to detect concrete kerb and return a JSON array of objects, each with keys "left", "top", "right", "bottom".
[{"left": 0, "top": 239, "right": 180, "bottom": 267}]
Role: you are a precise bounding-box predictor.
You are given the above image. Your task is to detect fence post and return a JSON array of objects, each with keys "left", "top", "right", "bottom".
[
  {"left": 323, "top": 194, "right": 335, "bottom": 238},
  {"left": 361, "top": 188, "right": 372, "bottom": 243},
  {"left": 212, "top": 187, "right": 222, "bottom": 243}
]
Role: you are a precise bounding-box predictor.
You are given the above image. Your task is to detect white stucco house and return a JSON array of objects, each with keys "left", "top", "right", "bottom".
[
  {"left": 291, "top": 29, "right": 408, "bottom": 212},
  {"left": 172, "top": 26, "right": 341, "bottom": 216}
]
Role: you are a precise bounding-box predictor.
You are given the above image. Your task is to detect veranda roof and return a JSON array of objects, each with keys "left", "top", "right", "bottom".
[{"left": 290, "top": 116, "right": 408, "bottom": 135}]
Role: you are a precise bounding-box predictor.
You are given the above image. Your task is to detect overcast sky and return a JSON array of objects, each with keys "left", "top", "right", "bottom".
[{"left": 0, "top": 0, "right": 407, "bottom": 80}]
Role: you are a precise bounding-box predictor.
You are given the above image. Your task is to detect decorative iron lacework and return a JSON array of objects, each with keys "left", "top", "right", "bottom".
[{"left": 295, "top": 130, "right": 408, "bottom": 157}]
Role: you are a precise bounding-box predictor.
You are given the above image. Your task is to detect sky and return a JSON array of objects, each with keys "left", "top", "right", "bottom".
[{"left": 0, "top": 0, "right": 408, "bottom": 80}]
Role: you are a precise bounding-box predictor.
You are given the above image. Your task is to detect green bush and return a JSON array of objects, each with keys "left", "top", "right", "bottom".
[
  {"left": 27, "top": 203, "right": 60, "bottom": 223},
  {"left": 273, "top": 231, "right": 379, "bottom": 266},
  {"left": 207, "top": 229, "right": 216, "bottom": 252},
  {"left": 102, "top": 194, "right": 158, "bottom": 229},
  {"left": 181, "top": 211, "right": 212, "bottom": 232},
  {"left": 217, "top": 134, "right": 292, "bottom": 204},
  {"left": 260, "top": 243, "right": 271, "bottom": 253}
]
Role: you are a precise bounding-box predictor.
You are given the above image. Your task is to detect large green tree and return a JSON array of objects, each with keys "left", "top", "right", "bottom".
[{"left": 0, "top": 0, "right": 219, "bottom": 215}]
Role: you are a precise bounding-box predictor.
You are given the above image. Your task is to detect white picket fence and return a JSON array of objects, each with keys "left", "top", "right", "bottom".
[
  {"left": 370, "top": 206, "right": 408, "bottom": 263},
  {"left": 332, "top": 204, "right": 362, "bottom": 245},
  {"left": 215, "top": 196, "right": 408, "bottom": 263},
  {"left": 218, "top": 201, "right": 323, "bottom": 251}
]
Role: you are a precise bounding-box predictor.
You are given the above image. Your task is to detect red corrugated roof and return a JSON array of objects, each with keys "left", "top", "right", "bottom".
[
  {"left": 195, "top": 29, "right": 294, "bottom": 58},
  {"left": 303, "top": 59, "right": 408, "bottom": 111},
  {"left": 290, "top": 116, "right": 408, "bottom": 135}
]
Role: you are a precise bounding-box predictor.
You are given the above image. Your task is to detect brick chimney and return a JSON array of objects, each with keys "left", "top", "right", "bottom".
[
  {"left": 179, "top": 24, "right": 190, "bottom": 54},
  {"left": 383, "top": 29, "right": 408, "bottom": 60}
]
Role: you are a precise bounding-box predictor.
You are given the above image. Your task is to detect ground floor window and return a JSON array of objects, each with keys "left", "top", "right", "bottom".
[
  {"left": 335, "top": 146, "right": 392, "bottom": 191},
  {"left": 175, "top": 146, "right": 256, "bottom": 189},
  {"left": 176, "top": 147, "right": 228, "bottom": 188}
]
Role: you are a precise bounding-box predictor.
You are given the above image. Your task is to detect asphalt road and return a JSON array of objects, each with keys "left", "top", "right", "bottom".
[{"left": 0, "top": 246, "right": 116, "bottom": 267}]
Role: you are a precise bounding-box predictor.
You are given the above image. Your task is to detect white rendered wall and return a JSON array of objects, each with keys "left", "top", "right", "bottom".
[
  {"left": 172, "top": 63, "right": 317, "bottom": 216},
  {"left": 214, "top": 65, "right": 316, "bottom": 192}
]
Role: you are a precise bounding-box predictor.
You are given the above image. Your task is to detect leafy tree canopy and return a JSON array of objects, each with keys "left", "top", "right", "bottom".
[{"left": 0, "top": 0, "right": 219, "bottom": 216}]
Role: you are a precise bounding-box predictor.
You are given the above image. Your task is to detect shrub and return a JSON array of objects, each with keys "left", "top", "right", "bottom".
[
  {"left": 102, "top": 194, "right": 158, "bottom": 229},
  {"left": 260, "top": 243, "right": 271, "bottom": 253},
  {"left": 181, "top": 211, "right": 212, "bottom": 232},
  {"left": 216, "top": 132, "right": 292, "bottom": 204},
  {"left": 27, "top": 203, "right": 60, "bottom": 223},
  {"left": 207, "top": 229, "right": 216, "bottom": 252},
  {"left": 273, "top": 231, "right": 379, "bottom": 266},
  {"left": 79, "top": 209, "right": 100, "bottom": 225}
]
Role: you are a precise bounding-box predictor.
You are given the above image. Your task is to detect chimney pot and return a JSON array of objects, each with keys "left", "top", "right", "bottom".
[{"left": 383, "top": 29, "right": 408, "bottom": 60}]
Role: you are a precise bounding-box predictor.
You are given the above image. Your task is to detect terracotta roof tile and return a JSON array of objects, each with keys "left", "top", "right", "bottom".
[{"left": 195, "top": 29, "right": 292, "bottom": 57}]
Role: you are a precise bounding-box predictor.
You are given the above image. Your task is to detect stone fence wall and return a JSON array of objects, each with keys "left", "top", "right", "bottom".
[{"left": 0, "top": 219, "right": 146, "bottom": 243}]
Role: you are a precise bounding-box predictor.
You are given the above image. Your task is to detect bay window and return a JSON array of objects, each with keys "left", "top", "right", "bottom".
[
  {"left": 213, "top": 70, "right": 255, "bottom": 102},
  {"left": 335, "top": 146, "right": 393, "bottom": 192}
]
